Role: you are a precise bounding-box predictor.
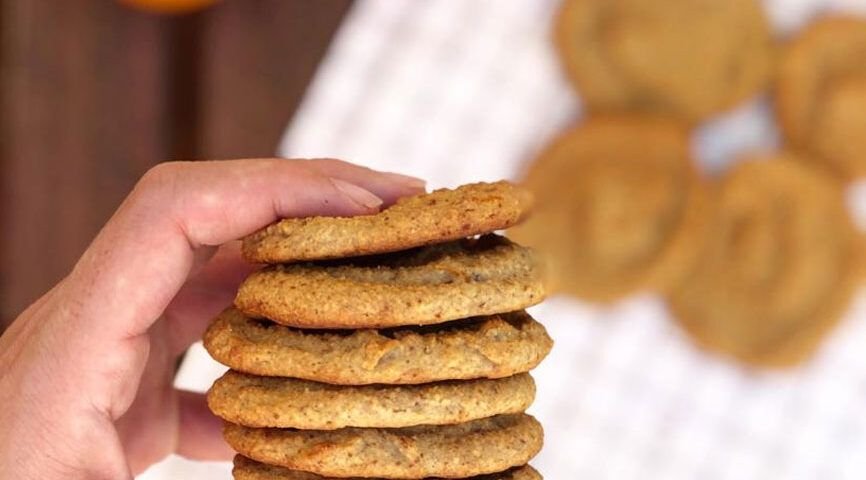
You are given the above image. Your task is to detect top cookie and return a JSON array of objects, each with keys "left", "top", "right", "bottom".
[
  {"left": 556, "top": 0, "right": 774, "bottom": 122},
  {"left": 777, "top": 17, "right": 866, "bottom": 179},
  {"left": 242, "top": 181, "right": 533, "bottom": 264}
]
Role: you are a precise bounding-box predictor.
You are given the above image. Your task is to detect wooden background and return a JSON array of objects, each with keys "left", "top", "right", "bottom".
[{"left": 0, "top": 0, "right": 351, "bottom": 329}]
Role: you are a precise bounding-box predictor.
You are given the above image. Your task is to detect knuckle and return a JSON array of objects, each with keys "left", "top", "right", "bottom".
[
  {"left": 129, "top": 161, "right": 187, "bottom": 208},
  {"left": 139, "top": 161, "right": 180, "bottom": 189}
]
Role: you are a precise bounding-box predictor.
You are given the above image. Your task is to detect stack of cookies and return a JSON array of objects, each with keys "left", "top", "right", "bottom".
[{"left": 203, "top": 181, "right": 552, "bottom": 479}]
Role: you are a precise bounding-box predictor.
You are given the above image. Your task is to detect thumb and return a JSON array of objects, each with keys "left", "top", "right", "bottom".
[{"left": 176, "top": 390, "right": 233, "bottom": 462}]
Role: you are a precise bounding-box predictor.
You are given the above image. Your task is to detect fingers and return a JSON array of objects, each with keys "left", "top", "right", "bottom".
[
  {"left": 306, "top": 158, "right": 426, "bottom": 205},
  {"left": 2, "top": 158, "right": 426, "bottom": 479},
  {"left": 58, "top": 158, "right": 424, "bottom": 342},
  {"left": 138, "top": 159, "right": 387, "bottom": 248},
  {"left": 158, "top": 160, "right": 425, "bottom": 353},
  {"left": 163, "top": 242, "right": 253, "bottom": 354},
  {"left": 118, "top": 388, "right": 233, "bottom": 473},
  {"left": 175, "top": 390, "right": 234, "bottom": 462},
  {"left": 27, "top": 158, "right": 427, "bottom": 436}
]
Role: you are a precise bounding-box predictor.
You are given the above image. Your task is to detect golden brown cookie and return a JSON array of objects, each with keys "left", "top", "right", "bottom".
[
  {"left": 235, "top": 234, "right": 547, "bottom": 329},
  {"left": 242, "top": 181, "right": 533, "bottom": 264},
  {"left": 209, "top": 370, "right": 535, "bottom": 430},
  {"left": 203, "top": 308, "right": 551, "bottom": 385},
  {"left": 224, "top": 414, "right": 543, "bottom": 479},
  {"left": 669, "top": 155, "right": 862, "bottom": 367},
  {"left": 510, "top": 116, "right": 707, "bottom": 302},
  {"left": 778, "top": 17, "right": 866, "bottom": 179},
  {"left": 556, "top": 0, "right": 774, "bottom": 122},
  {"left": 232, "top": 456, "right": 543, "bottom": 480}
]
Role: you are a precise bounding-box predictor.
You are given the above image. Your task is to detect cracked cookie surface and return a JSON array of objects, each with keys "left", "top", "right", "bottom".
[
  {"left": 224, "top": 414, "right": 543, "bottom": 479},
  {"left": 235, "top": 234, "right": 547, "bottom": 328},
  {"left": 203, "top": 308, "right": 551, "bottom": 385},
  {"left": 208, "top": 370, "right": 535, "bottom": 429},
  {"left": 242, "top": 181, "right": 533, "bottom": 264}
]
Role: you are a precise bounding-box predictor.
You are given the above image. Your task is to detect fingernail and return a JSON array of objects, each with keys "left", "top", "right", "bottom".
[
  {"left": 331, "top": 178, "right": 383, "bottom": 209},
  {"left": 382, "top": 172, "right": 427, "bottom": 189}
]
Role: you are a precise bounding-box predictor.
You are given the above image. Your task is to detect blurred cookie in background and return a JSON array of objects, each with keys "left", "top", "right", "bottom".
[
  {"left": 510, "top": 115, "right": 707, "bottom": 303},
  {"left": 555, "top": 0, "right": 774, "bottom": 123},
  {"left": 778, "top": 16, "right": 866, "bottom": 180},
  {"left": 669, "top": 155, "right": 862, "bottom": 367}
]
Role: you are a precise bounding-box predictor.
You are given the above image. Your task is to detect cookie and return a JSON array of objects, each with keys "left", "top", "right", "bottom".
[
  {"left": 232, "top": 456, "right": 542, "bottom": 480},
  {"left": 242, "top": 181, "right": 533, "bottom": 264},
  {"left": 510, "top": 116, "right": 707, "bottom": 302},
  {"left": 778, "top": 17, "right": 866, "bottom": 179},
  {"left": 556, "top": 0, "right": 773, "bottom": 122},
  {"left": 235, "top": 234, "right": 547, "bottom": 329},
  {"left": 669, "top": 155, "right": 862, "bottom": 367},
  {"left": 224, "top": 413, "right": 543, "bottom": 479},
  {"left": 209, "top": 370, "right": 535, "bottom": 430},
  {"left": 203, "top": 308, "right": 551, "bottom": 385}
]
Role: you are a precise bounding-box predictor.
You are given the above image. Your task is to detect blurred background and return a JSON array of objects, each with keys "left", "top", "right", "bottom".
[
  {"left": 0, "top": 0, "right": 351, "bottom": 327},
  {"left": 5, "top": 1, "right": 866, "bottom": 479}
]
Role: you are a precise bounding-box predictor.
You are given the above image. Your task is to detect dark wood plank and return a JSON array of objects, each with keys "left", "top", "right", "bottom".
[
  {"left": 196, "top": 0, "right": 353, "bottom": 159},
  {"left": 0, "top": 0, "right": 170, "bottom": 324},
  {"left": 0, "top": 0, "right": 352, "bottom": 329}
]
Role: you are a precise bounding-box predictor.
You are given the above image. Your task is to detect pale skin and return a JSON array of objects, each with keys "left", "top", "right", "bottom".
[{"left": 0, "top": 159, "right": 425, "bottom": 479}]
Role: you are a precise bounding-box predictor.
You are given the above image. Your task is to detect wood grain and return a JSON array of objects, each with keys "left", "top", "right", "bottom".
[
  {"left": 0, "top": 0, "right": 352, "bottom": 327},
  {"left": 0, "top": 0, "right": 169, "bottom": 323},
  {"left": 197, "top": 0, "right": 352, "bottom": 159}
]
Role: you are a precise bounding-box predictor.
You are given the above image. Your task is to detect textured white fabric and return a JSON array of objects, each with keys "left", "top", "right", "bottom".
[{"left": 142, "top": 1, "right": 866, "bottom": 478}]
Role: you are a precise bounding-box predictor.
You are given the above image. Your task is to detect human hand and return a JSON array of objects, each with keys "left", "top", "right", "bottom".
[{"left": 0, "top": 159, "right": 425, "bottom": 479}]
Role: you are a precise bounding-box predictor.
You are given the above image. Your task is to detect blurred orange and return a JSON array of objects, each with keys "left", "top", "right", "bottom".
[{"left": 119, "top": 0, "right": 218, "bottom": 15}]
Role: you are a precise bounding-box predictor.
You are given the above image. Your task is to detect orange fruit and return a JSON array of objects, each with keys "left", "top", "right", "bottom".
[{"left": 119, "top": 0, "right": 218, "bottom": 15}]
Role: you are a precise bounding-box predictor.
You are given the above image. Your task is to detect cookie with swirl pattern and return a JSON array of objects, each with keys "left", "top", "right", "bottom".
[
  {"left": 778, "top": 17, "right": 866, "bottom": 179},
  {"left": 556, "top": 0, "right": 773, "bottom": 122},
  {"left": 511, "top": 116, "right": 707, "bottom": 302},
  {"left": 669, "top": 155, "right": 862, "bottom": 366}
]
